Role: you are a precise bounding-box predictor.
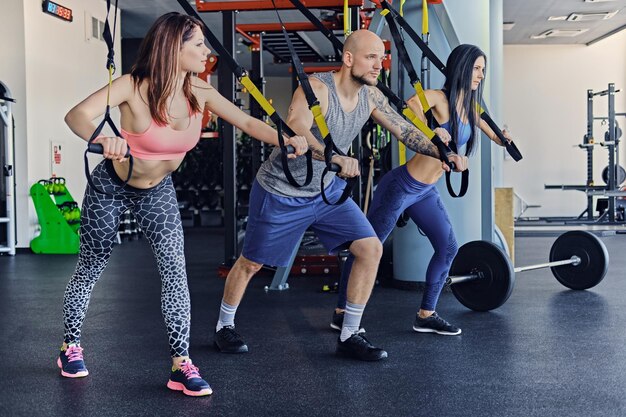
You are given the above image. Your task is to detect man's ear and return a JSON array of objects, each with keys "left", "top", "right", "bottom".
[{"left": 343, "top": 50, "right": 353, "bottom": 68}]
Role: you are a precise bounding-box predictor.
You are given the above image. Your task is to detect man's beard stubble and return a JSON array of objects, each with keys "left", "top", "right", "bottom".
[{"left": 350, "top": 68, "right": 377, "bottom": 86}]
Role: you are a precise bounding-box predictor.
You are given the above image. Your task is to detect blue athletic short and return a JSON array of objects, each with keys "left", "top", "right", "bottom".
[{"left": 242, "top": 178, "right": 376, "bottom": 267}]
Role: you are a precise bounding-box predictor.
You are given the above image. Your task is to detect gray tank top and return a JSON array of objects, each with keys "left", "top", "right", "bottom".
[{"left": 256, "top": 72, "right": 371, "bottom": 197}]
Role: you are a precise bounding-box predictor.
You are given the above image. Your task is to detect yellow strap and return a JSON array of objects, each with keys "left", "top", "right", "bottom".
[
  {"left": 398, "top": 142, "right": 406, "bottom": 165},
  {"left": 397, "top": 107, "right": 437, "bottom": 166},
  {"left": 310, "top": 103, "right": 330, "bottom": 138},
  {"left": 413, "top": 82, "right": 431, "bottom": 113},
  {"left": 400, "top": 0, "right": 406, "bottom": 16},
  {"left": 240, "top": 76, "right": 277, "bottom": 117},
  {"left": 106, "top": 64, "right": 114, "bottom": 106},
  {"left": 344, "top": 0, "right": 351, "bottom": 37},
  {"left": 402, "top": 107, "right": 435, "bottom": 139},
  {"left": 422, "top": 0, "right": 429, "bottom": 35}
]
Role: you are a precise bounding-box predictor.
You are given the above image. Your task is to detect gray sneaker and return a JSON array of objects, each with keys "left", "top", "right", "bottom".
[{"left": 413, "top": 312, "right": 461, "bottom": 336}]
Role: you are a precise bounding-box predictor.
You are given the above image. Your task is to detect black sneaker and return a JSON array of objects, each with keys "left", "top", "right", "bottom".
[
  {"left": 214, "top": 326, "right": 249, "bottom": 353},
  {"left": 336, "top": 330, "right": 388, "bottom": 361},
  {"left": 413, "top": 312, "right": 461, "bottom": 336},
  {"left": 330, "top": 311, "right": 344, "bottom": 331}
]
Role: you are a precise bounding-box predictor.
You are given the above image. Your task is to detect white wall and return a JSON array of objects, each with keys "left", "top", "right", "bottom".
[
  {"left": 0, "top": 0, "right": 28, "bottom": 248},
  {"left": 503, "top": 30, "right": 626, "bottom": 217},
  {"left": 11, "top": 0, "right": 121, "bottom": 247}
]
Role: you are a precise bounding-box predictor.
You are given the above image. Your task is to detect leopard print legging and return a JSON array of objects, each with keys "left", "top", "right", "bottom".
[{"left": 63, "top": 160, "right": 191, "bottom": 357}]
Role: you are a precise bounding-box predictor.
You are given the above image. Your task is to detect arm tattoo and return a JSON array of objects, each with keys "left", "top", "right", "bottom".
[{"left": 369, "top": 88, "right": 440, "bottom": 159}]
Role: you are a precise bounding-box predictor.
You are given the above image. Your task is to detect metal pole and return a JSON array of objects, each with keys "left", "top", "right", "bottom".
[
  {"left": 250, "top": 33, "right": 265, "bottom": 176},
  {"left": 219, "top": 11, "right": 238, "bottom": 266},
  {"left": 448, "top": 274, "right": 481, "bottom": 285},
  {"left": 513, "top": 256, "right": 580, "bottom": 273},
  {"left": 586, "top": 89, "right": 594, "bottom": 220},
  {"left": 448, "top": 256, "right": 581, "bottom": 284},
  {"left": 608, "top": 83, "right": 616, "bottom": 222},
  {"left": 350, "top": 6, "right": 362, "bottom": 207}
]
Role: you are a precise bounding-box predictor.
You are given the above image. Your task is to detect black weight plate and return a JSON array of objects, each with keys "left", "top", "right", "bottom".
[
  {"left": 549, "top": 231, "right": 609, "bottom": 290},
  {"left": 601, "top": 165, "right": 626, "bottom": 185},
  {"left": 450, "top": 240, "right": 515, "bottom": 311}
]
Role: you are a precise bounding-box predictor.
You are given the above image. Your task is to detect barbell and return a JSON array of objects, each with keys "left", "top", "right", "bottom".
[{"left": 447, "top": 231, "right": 609, "bottom": 312}]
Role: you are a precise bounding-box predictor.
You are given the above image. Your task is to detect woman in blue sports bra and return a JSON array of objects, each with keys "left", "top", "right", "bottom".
[{"left": 332, "top": 44, "right": 514, "bottom": 336}]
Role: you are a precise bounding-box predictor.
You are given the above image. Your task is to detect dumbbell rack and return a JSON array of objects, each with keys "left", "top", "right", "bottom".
[{"left": 29, "top": 179, "right": 80, "bottom": 254}]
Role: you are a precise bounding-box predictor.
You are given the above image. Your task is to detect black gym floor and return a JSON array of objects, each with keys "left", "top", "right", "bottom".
[{"left": 1, "top": 229, "right": 625, "bottom": 417}]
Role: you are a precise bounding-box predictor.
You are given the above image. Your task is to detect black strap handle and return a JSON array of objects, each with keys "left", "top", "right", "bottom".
[
  {"left": 480, "top": 113, "right": 522, "bottom": 161},
  {"left": 430, "top": 116, "right": 469, "bottom": 198},
  {"left": 84, "top": 105, "right": 134, "bottom": 194}
]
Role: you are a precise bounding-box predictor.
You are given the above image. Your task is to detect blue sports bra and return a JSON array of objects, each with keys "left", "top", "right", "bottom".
[{"left": 439, "top": 118, "right": 471, "bottom": 148}]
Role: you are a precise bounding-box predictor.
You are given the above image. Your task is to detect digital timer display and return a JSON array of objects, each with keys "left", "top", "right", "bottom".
[{"left": 42, "top": 0, "right": 73, "bottom": 22}]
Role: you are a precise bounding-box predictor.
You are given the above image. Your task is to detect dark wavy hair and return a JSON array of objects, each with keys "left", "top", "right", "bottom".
[
  {"left": 442, "top": 44, "right": 486, "bottom": 156},
  {"left": 130, "top": 12, "right": 204, "bottom": 125}
]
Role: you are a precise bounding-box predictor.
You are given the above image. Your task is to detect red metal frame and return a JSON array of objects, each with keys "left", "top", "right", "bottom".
[
  {"left": 237, "top": 21, "right": 340, "bottom": 33},
  {"left": 196, "top": 0, "right": 362, "bottom": 12},
  {"left": 236, "top": 27, "right": 261, "bottom": 50},
  {"left": 288, "top": 64, "right": 342, "bottom": 74},
  {"left": 382, "top": 39, "right": 391, "bottom": 70}
]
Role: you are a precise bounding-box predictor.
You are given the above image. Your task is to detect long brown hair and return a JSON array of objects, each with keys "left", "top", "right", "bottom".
[{"left": 130, "top": 12, "right": 203, "bottom": 125}]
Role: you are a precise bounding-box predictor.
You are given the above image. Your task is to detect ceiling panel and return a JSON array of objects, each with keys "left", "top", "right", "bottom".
[{"left": 503, "top": 0, "right": 626, "bottom": 45}]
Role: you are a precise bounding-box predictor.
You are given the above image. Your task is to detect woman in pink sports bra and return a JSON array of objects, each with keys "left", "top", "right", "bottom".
[{"left": 60, "top": 12, "right": 307, "bottom": 397}]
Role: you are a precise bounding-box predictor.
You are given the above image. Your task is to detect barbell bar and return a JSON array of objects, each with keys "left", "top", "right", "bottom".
[
  {"left": 450, "top": 256, "right": 582, "bottom": 285},
  {"left": 446, "top": 231, "right": 609, "bottom": 312}
]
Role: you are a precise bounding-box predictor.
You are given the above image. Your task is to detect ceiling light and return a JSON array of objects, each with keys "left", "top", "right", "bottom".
[
  {"left": 531, "top": 29, "right": 589, "bottom": 39},
  {"left": 503, "top": 22, "right": 515, "bottom": 30},
  {"left": 566, "top": 11, "right": 619, "bottom": 21}
]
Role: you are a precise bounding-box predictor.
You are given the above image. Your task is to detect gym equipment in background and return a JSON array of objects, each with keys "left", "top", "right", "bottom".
[
  {"left": 545, "top": 83, "right": 626, "bottom": 224},
  {"left": 30, "top": 178, "right": 80, "bottom": 254},
  {"left": 0, "top": 82, "right": 16, "bottom": 255}
]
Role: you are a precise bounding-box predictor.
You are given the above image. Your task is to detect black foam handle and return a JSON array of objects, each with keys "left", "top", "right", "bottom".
[
  {"left": 285, "top": 145, "right": 295, "bottom": 154},
  {"left": 88, "top": 143, "right": 131, "bottom": 157},
  {"left": 329, "top": 163, "right": 341, "bottom": 173}
]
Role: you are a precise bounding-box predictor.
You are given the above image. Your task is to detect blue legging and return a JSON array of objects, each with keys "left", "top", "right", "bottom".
[{"left": 337, "top": 165, "right": 458, "bottom": 311}]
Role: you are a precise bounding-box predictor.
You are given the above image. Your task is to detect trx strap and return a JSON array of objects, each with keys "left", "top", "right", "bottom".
[
  {"left": 84, "top": 0, "right": 133, "bottom": 195},
  {"left": 175, "top": 0, "right": 313, "bottom": 188},
  {"left": 381, "top": 5, "right": 467, "bottom": 197},
  {"left": 288, "top": 0, "right": 463, "bottom": 194},
  {"left": 343, "top": 0, "right": 351, "bottom": 38},
  {"left": 421, "top": 0, "right": 431, "bottom": 90},
  {"left": 271, "top": 0, "right": 353, "bottom": 205},
  {"left": 380, "top": 0, "right": 523, "bottom": 161}
]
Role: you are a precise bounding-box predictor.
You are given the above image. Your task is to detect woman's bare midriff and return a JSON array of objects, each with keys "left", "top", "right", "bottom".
[
  {"left": 112, "top": 157, "right": 184, "bottom": 189},
  {"left": 405, "top": 153, "right": 445, "bottom": 185}
]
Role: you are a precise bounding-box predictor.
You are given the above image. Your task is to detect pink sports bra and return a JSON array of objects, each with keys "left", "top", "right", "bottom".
[{"left": 121, "top": 106, "right": 202, "bottom": 160}]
